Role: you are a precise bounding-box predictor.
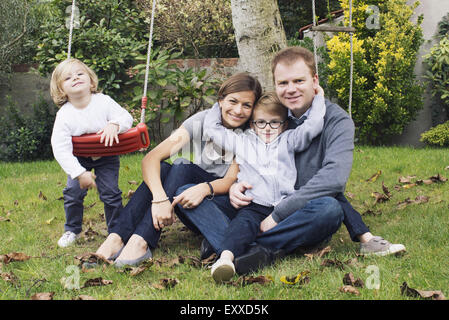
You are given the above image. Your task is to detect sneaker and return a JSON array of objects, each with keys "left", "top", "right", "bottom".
[
  {"left": 234, "top": 243, "right": 285, "bottom": 275},
  {"left": 360, "top": 236, "right": 406, "bottom": 257},
  {"left": 211, "top": 258, "right": 235, "bottom": 283},
  {"left": 57, "top": 231, "right": 80, "bottom": 248},
  {"left": 200, "top": 238, "right": 215, "bottom": 260}
]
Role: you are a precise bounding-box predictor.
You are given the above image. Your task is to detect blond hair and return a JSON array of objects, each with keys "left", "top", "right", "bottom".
[
  {"left": 253, "top": 92, "right": 288, "bottom": 119},
  {"left": 50, "top": 58, "right": 99, "bottom": 107}
]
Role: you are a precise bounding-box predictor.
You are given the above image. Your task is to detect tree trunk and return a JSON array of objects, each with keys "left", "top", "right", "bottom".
[{"left": 231, "top": 0, "right": 287, "bottom": 91}]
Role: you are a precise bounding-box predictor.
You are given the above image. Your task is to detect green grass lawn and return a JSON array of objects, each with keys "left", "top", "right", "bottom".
[{"left": 0, "top": 146, "right": 448, "bottom": 300}]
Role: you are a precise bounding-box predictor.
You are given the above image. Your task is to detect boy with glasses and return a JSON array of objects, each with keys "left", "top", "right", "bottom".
[{"left": 203, "top": 91, "right": 329, "bottom": 282}]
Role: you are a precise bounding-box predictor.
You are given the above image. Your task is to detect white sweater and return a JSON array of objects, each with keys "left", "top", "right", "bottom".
[{"left": 51, "top": 93, "right": 133, "bottom": 179}]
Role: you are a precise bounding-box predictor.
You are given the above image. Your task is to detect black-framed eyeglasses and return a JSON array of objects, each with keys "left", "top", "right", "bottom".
[{"left": 252, "top": 119, "right": 286, "bottom": 129}]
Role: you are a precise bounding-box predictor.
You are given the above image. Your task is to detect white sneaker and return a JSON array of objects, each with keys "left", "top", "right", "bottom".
[
  {"left": 211, "top": 258, "right": 235, "bottom": 283},
  {"left": 360, "top": 236, "right": 406, "bottom": 257},
  {"left": 57, "top": 231, "right": 80, "bottom": 248}
]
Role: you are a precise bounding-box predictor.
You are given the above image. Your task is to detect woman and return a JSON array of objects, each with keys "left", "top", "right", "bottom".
[{"left": 92, "top": 73, "right": 262, "bottom": 267}]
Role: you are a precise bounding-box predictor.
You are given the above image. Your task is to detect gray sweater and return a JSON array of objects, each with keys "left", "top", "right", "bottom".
[
  {"left": 203, "top": 95, "right": 325, "bottom": 207},
  {"left": 271, "top": 99, "right": 355, "bottom": 222}
]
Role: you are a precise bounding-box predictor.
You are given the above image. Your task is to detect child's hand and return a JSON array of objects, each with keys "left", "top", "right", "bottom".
[
  {"left": 259, "top": 214, "right": 278, "bottom": 233},
  {"left": 97, "top": 123, "right": 119, "bottom": 147},
  {"left": 315, "top": 84, "right": 324, "bottom": 96},
  {"left": 78, "top": 171, "right": 97, "bottom": 189}
]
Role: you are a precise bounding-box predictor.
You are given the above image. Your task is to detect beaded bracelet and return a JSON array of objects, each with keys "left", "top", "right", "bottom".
[{"left": 205, "top": 182, "right": 214, "bottom": 200}]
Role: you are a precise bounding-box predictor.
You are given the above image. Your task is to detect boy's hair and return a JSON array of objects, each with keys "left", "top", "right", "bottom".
[
  {"left": 218, "top": 72, "right": 263, "bottom": 104},
  {"left": 253, "top": 92, "right": 288, "bottom": 119},
  {"left": 271, "top": 46, "right": 316, "bottom": 79},
  {"left": 50, "top": 58, "right": 99, "bottom": 107}
]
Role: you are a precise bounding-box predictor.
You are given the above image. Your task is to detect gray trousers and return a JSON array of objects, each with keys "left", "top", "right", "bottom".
[{"left": 62, "top": 156, "right": 123, "bottom": 234}]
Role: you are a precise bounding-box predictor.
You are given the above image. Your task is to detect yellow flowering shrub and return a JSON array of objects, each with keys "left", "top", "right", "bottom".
[{"left": 327, "top": 0, "right": 424, "bottom": 144}]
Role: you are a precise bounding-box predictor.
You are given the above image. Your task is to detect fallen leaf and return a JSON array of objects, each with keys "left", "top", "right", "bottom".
[
  {"left": 346, "top": 192, "right": 355, "bottom": 200},
  {"left": 402, "top": 183, "right": 416, "bottom": 189},
  {"left": 128, "top": 180, "right": 139, "bottom": 185},
  {"left": 366, "top": 170, "right": 382, "bottom": 182},
  {"left": 229, "top": 275, "right": 274, "bottom": 287},
  {"left": 322, "top": 259, "right": 345, "bottom": 270},
  {"left": 200, "top": 253, "right": 218, "bottom": 268},
  {"left": 129, "top": 259, "right": 153, "bottom": 276},
  {"left": 0, "top": 252, "right": 31, "bottom": 264},
  {"left": 339, "top": 285, "right": 360, "bottom": 295},
  {"left": 343, "top": 272, "right": 364, "bottom": 288},
  {"left": 445, "top": 166, "right": 449, "bottom": 170},
  {"left": 363, "top": 209, "right": 382, "bottom": 216},
  {"left": 73, "top": 295, "right": 96, "bottom": 300},
  {"left": 126, "top": 190, "right": 135, "bottom": 199},
  {"left": 304, "top": 246, "right": 331, "bottom": 260},
  {"left": 1, "top": 271, "right": 18, "bottom": 284},
  {"left": 82, "top": 227, "right": 99, "bottom": 241},
  {"left": 400, "top": 282, "right": 446, "bottom": 300},
  {"left": 382, "top": 181, "right": 391, "bottom": 198},
  {"left": 38, "top": 191, "right": 47, "bottom": 201},
  {"left": 397, "top": 196, "right": 430, "bottom": 210},
  {"left": 415, "top": 179, "right": 433, "bottom": 185},
  {"left": 84, "top": 202, "right": 97, "bottom": 210},
  {"left": 280, "top": 271, "right": 310, "bottom": 285},
  {"left": 81, "top": 277, "right": 113, "bottom": 289},
  {"left": 14, "top": 200, "right": 19, "bottom": 206},
  {"left": 398, "top": 175, "right": 416, "bottom": 183},
  {"left": 371, "top": 192, "right": 389, "bottom": 205},
  {"left": 31, "top": 292, "right": 54, "bottom": 300},
  {"left": 45, "top": 217, "right": 55, "bottom": 225},
  {"left": 152, "top": 278, "right": 179, "bottom": 290},
  {"left": 0, "top": 216, "right": 11, "bottom": 222},
  {"left": 429, "top": 173, "right": 447, "bottom": 183},
  {"left": 74, "top": 253, "right": 112, "bottom": 267}
]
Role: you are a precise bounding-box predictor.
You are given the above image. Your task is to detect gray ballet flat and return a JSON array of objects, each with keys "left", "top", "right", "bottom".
[{"left": 114, "top": 248, "right": 153, "bottom": 268}]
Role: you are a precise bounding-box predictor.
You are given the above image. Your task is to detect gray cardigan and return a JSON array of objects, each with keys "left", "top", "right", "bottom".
[
  {"left": 203, "top": 96, "right": 325, "bottom": 207},
  {"left": 271, "top": 99, "right": 355, "bottom": 222}
]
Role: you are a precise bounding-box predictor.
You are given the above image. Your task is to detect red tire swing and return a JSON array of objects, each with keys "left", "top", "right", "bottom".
[{"left": 66, "top": 0, "right": 157, "bottom": 157}]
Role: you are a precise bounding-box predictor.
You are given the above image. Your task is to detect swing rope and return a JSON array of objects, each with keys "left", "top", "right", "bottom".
[
  {"left": 67, "top": 0, "right": 76, "bottom": 59},
  {"left": 141, "top": 0, "right": 157, "bottom": 123},
  {"left": 310, "top": 0, "right": 354, "bottom": 118}
]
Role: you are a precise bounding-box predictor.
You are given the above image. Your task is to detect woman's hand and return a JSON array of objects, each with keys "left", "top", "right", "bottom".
[
  {"left": 152, "top": 200, "right": 174, "bottom": 231},
  {"left": 97, "top": 123, "right": 119, "bottom": 147},
  {"left": 171, "top": 183, "right": 211, "bottom": 210}
]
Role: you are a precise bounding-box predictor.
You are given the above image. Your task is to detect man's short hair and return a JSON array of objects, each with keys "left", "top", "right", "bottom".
[{"left": 271, "top": 47, "right": 316, "bottom": 79}]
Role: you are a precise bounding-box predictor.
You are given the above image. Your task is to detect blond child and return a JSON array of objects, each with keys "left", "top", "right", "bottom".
[
  {"left": 203, "top": 91, "right": 325, "bottom": 282},
  {"left": 50, "top": 58, "right": 133, "bottom": 247}
]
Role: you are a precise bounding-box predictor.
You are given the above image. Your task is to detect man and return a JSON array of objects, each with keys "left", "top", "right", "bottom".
[{"left": 176, "top": 47, "right": 405, "bottom": 274}]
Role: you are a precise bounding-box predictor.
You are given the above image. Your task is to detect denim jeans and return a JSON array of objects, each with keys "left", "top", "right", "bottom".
[
  {"left": 175, "top": 184, "right": 344, "bottom": 254},
  {"left": 109, "top": 159, "right": 219, "bottom": 248},
  {"left": 63, "top": 156, "right": 122, "bottom": 235},
  {"left": 335, "top": 193, "right": 370, "bottom": 242},
  {"left": 219, "top": 202, "right": 273, "bottom": 257}
]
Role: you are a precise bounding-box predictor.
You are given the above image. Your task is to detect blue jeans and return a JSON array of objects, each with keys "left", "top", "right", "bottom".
[
  {"left": 175, "top": 184, "right": 344, "bottom": 254},
  {"left": 335, "top": 193, "right": 370, "bottom": 242},
  {"left": 63, "top": 156, "right": 122, "bottom": 235},
  {"left": 109, "top": 159, "right": 220, "bottom": 248},
  {"left": 219, "top": 202, "right": 273, "bottom": 257}
]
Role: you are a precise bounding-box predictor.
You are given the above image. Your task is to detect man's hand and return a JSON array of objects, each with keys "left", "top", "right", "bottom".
[
  {"left": 229, "top": 181, "right": 253, "bottom": 209},
  {"left": 97, "top": 123, "right": 119, "bottom": 147},
  {"left": 152, "top": 201, "right": 174, "bottom": 231},
  {"left": 78, "top": 171, "right": 97, "bottom": 189},
  {"left": 260, "top": 214, "right": 278, "bottom": 233}
]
